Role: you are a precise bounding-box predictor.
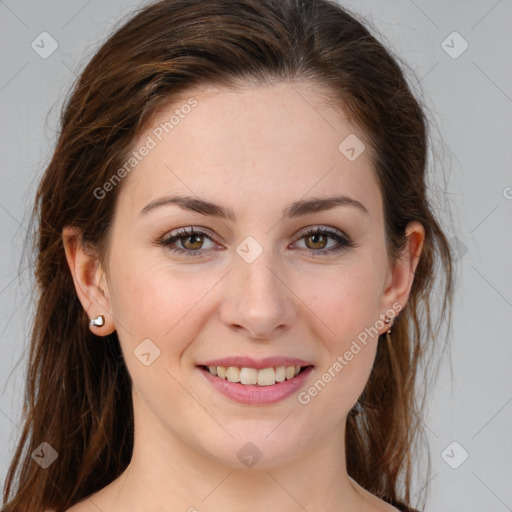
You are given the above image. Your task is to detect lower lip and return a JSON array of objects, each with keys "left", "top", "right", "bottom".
[{"left": 198, "top": 366, "right": 314, "bottom": 405}]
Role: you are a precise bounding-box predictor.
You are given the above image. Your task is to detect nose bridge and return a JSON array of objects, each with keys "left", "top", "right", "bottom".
[
  {"left": 220, "top": 236, "right": 296, "bottom": 338},
  {"left": 240, "top": 250, "right": 280, "bottom": 306}
]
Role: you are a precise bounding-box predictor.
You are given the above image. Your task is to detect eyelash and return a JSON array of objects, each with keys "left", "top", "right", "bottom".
[{"left": 158, "top": 226, "right": 354, "bottom": 258}]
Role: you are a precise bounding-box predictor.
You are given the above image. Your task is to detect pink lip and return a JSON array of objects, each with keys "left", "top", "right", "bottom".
[
  {"left": 197, "top": 365, "right": 314, "bottom": 405},
  {"left": 197, "top": 356, "right": 313, "bottom": 370}
]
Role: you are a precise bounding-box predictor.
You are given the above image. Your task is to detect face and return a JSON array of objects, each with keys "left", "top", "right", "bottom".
[{"left": 75, "top": 82, "right": 416, "bottom": 470}]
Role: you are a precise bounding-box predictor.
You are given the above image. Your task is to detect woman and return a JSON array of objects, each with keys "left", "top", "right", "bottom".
[{"left": 2, "top": 0, "right": 453, "bottom": 511}]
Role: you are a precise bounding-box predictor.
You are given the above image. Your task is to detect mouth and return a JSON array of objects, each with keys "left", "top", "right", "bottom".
[{"left": 197, "top": 364, "right": 313, "bottom": 387}]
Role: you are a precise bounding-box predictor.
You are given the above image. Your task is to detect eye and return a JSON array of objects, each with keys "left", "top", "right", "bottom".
[
  {"left": 292, "top": 226, "right": 354, "bottom": 256},
  {"left": 158, "top": 227, "right": 219, "bottom": 257}
]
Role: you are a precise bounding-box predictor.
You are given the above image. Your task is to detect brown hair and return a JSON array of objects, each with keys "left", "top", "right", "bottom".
[{"left": 2, "top": 1, "right": 454, "bottom": 510}]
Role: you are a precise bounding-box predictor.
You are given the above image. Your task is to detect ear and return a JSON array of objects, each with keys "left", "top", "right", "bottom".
[
  {"left": 379, "top": 221, "right": 425, "bottom": 328},
  {"left": 62, "top": 226, "right": 115, "bottom": 336}
]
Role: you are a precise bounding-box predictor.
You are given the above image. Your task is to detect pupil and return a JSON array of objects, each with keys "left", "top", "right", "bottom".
[
  {"left": 185, "top": 234, "right": 202, "bottom": 249},
  {"left": 310, "top": 234, "right": 326, "bottom": 249}
]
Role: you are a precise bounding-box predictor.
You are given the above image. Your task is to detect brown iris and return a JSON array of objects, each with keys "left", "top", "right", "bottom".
[
  {"left": 305, "top": 233, "right": 328, "bottom": 250},
  {"left": 182, "top": 233, "right": 204, "bottom": 250}
]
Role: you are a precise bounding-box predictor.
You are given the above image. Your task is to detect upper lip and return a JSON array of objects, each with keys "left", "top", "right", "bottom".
[{"left": 197, "top": 356, "right": 314, "bottom": 369}]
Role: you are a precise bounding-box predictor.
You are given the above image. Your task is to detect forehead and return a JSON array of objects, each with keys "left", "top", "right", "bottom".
[{"left": 117, "top": 82, "right": 382, "bottom": 222}]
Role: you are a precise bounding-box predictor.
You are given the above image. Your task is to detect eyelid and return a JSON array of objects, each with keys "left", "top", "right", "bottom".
[
  {"left": 159, "top": 226, "right": 222, "bottom": 249},
  {"left": 161, "top": 226, "right": 219, "bottom": 243},
  {"left": 294, "top": 225, "right": 350, "bottom": 242}
]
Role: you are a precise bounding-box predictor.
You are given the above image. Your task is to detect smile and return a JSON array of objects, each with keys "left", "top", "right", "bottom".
[
  {"left": 196, "top": 363, "right": 314, "bottom": 405},
  {"left": 200, "top": 364, "right": 309, "bottom": 386}
]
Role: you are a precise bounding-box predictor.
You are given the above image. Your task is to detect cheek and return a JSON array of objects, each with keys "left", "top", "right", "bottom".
[
  {"left": 303, "top": 261, "right": 385, "bottom": 342},
  {"left": 107, "top": 246, "right": 223, "bottom": 355},
  {"left": 297, "top": 259, "right": 385, "bottom": 402},
  {"left": 303, "top": 273, "right": 381, "bottom": 416}
]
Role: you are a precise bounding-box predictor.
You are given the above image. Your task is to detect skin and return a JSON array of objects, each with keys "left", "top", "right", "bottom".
[{"left": 62, "top": 82, "right": 424, "bottom": 512}]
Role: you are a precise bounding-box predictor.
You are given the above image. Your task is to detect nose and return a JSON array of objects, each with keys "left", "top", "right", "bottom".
[{"left": 219, "top": 249, "right": 297, "bottom": 340}]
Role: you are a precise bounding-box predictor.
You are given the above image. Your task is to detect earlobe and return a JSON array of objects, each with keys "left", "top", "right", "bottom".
[{"left": 62, "top": 226, "right": 115, "bottom": 335}]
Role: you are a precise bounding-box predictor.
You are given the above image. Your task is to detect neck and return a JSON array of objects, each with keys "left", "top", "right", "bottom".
[{"left": 88, "top": 392, "right": 367, "bottom": 512}]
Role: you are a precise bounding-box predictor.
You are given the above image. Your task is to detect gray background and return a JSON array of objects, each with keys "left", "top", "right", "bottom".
[{"left": 1, "top": 1, "right": 511, "bottom": 511}]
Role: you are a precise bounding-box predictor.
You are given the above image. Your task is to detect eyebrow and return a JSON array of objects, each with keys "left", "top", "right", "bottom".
[{"left": 138, "top": 194, "right": 369, "bottom": 220}]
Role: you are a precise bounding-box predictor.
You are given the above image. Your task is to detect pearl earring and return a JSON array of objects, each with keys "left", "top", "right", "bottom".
[{"left": 89, "top": 314, "right": 105, "bottom": 327}]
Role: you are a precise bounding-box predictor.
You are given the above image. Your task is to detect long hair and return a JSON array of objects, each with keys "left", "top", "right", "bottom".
[{"left": 2, "top": 1, "right": 454, "bottom": 510}]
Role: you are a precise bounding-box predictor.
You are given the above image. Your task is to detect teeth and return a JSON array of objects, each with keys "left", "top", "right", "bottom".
[
  {"left": 240, "top": 367, "right": 258, "bottom": 385},
  {"left": 285, "top": 366, "right": 295, "bottom": 379},
  {"left": 275, "top": 366, "right": 286, "bottom": 382},
  {"left": 226, "top": 366, "right": 240, "bottom": 383},
  {"left": 206, "top": 365, "right": 303, "bottom": 386},
  {"left": 257, "top": 367, "right": 275, "bottom": 386}
]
